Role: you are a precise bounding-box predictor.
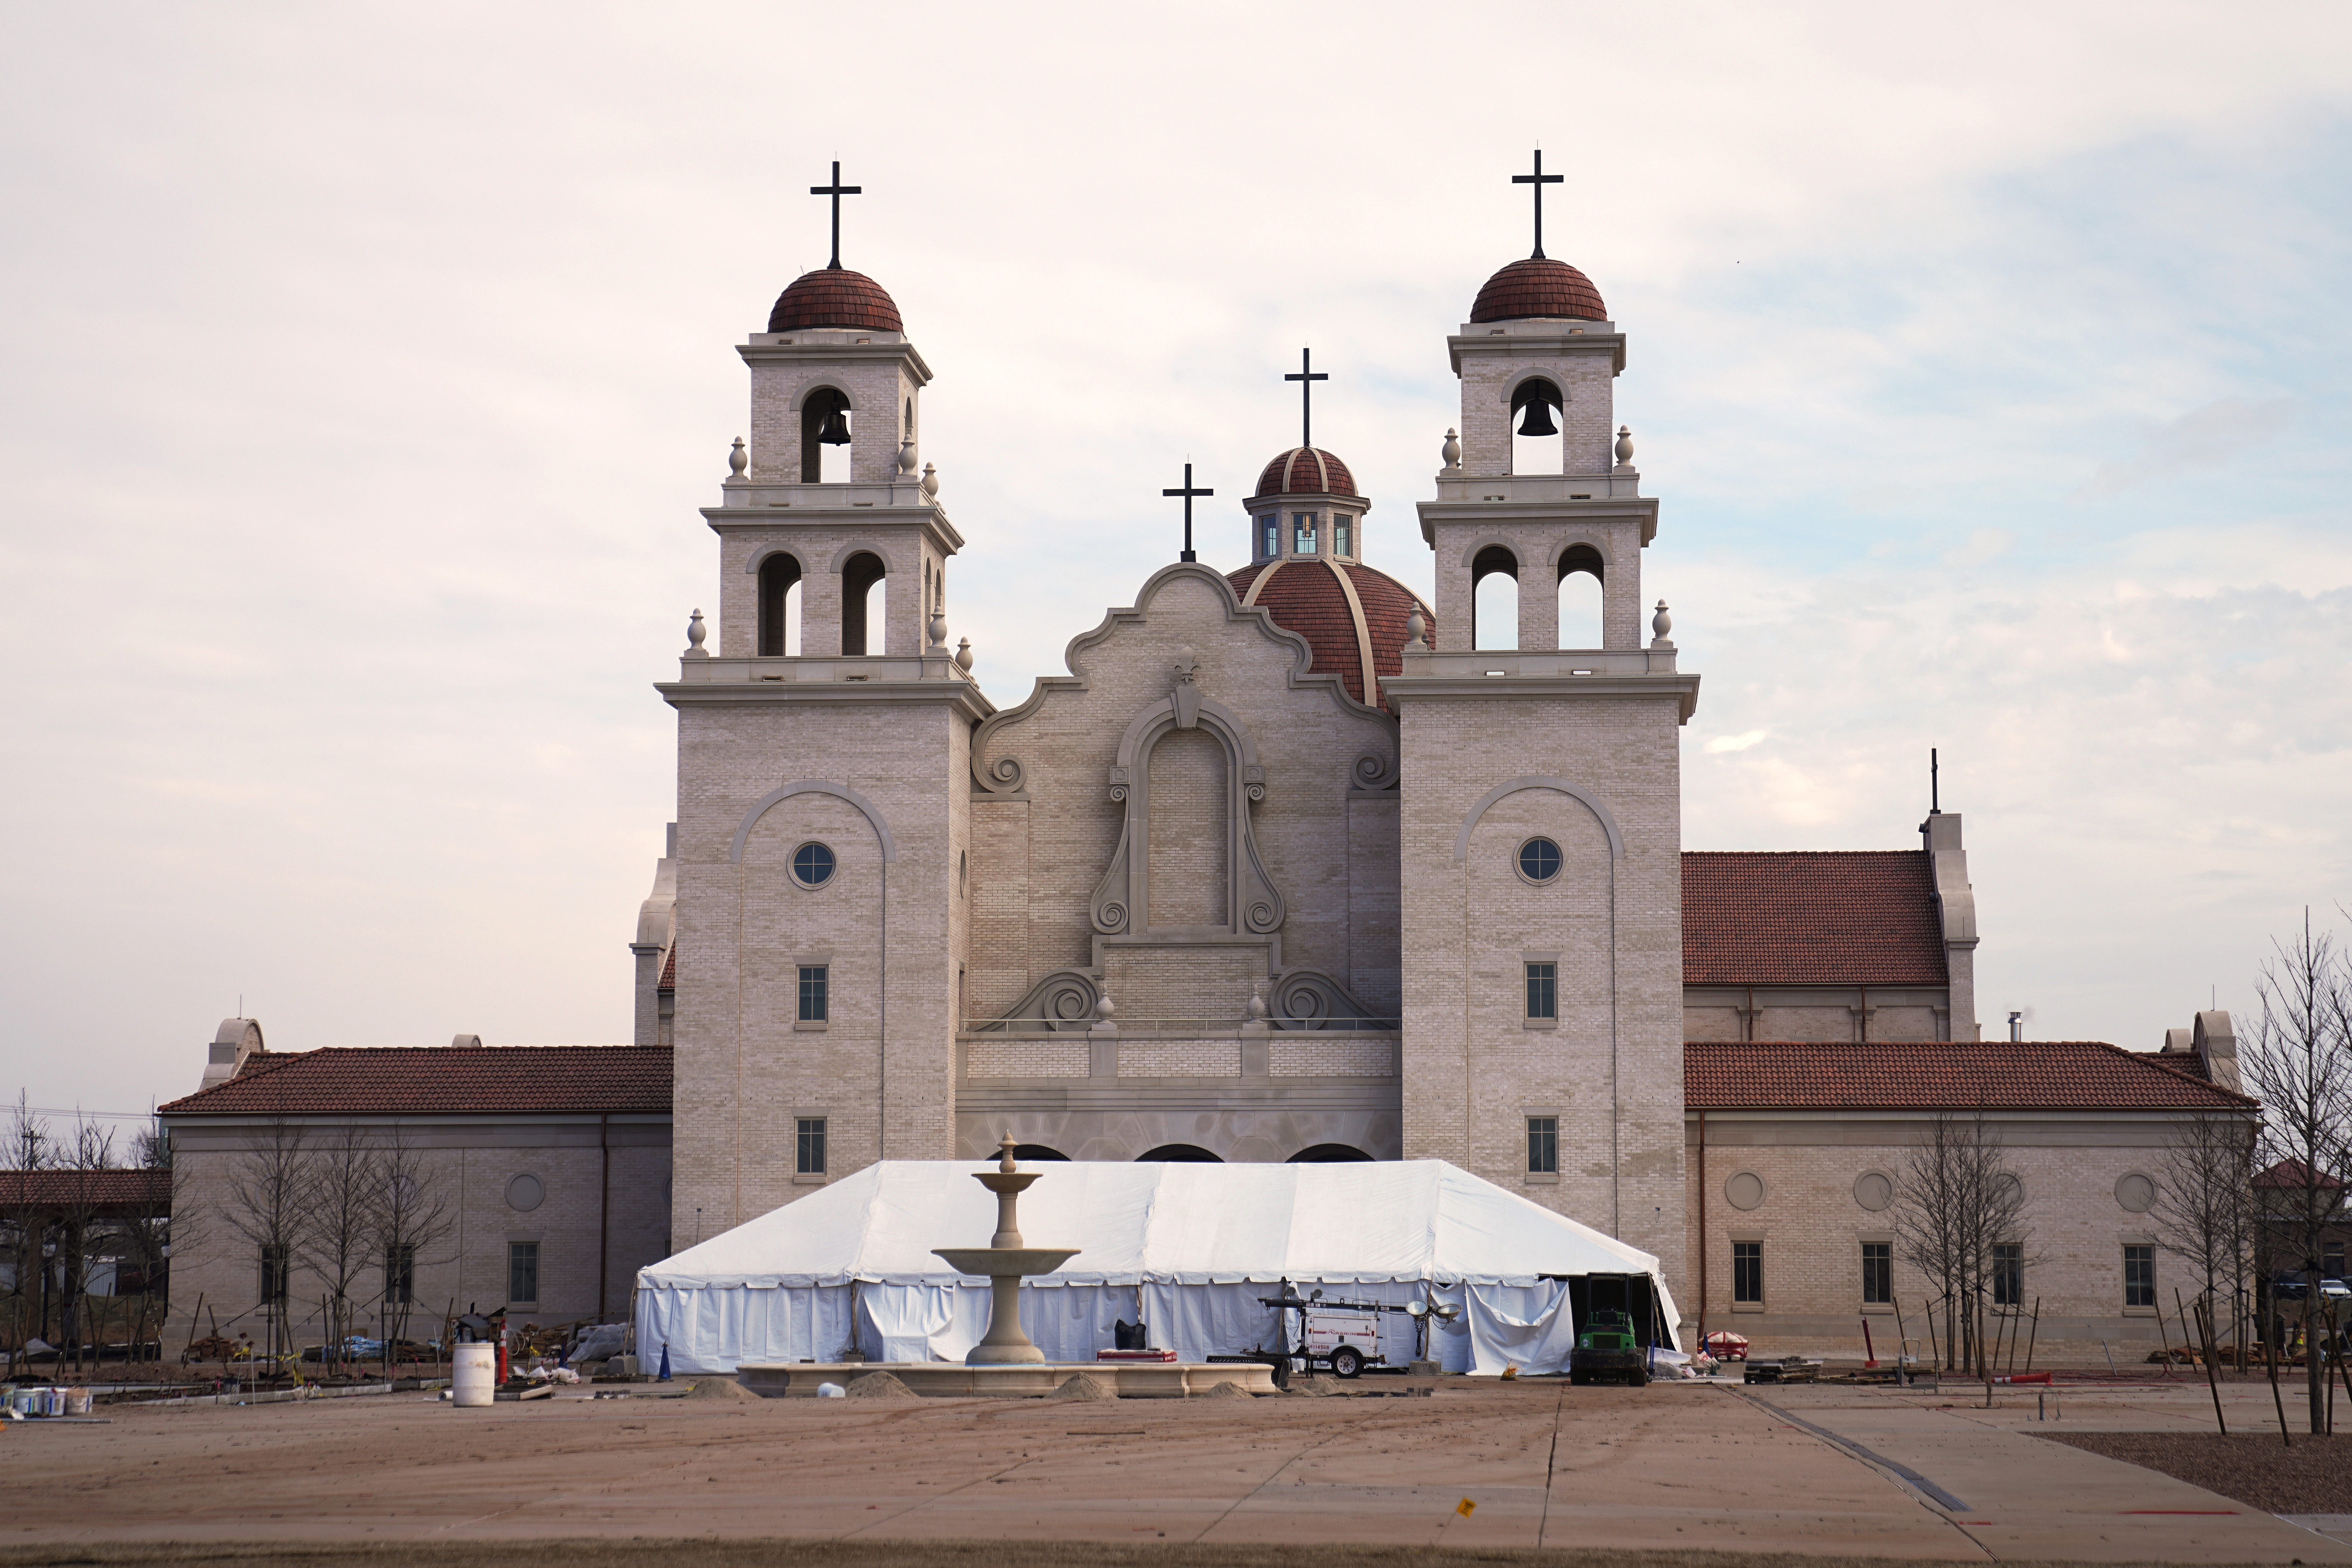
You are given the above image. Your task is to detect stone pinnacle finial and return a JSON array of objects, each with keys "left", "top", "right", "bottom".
[
  {"left": 1614, "top": 426, "right": 1634, "bottom": 467},
  {"left": 728, "top": 437, "right": 747, "bottom": 478},
  {"left": 1405, "top": 605, "right": 1428, "bottom": 651},
  {"left": 1441, "top": 428, "right": 1462, "bottom": 469},
  {"left": 921, "top": 462, "right": 940, "bottom": 499},
  {"left": 998, "top": 1132, "right": 1019, "bottom": 1173},
  {"left": 954, "top": 636, "right": 974, "bottom": 672},
  {"left": 685, "top": 609, "right": 708, "bottom": 658},
  {"left": 1650, "top": 600, "right": 1674, "bottom": 649},
  {"left": 898, "top": 436, "right": 918, "bottom": 476}
]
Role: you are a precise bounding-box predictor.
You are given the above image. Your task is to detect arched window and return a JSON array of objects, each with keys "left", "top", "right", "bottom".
[
  {"left": 1472, "top": 544, "right": 1519, "bottom": 651},
  {"left": 1510, "top": 377, "right": 1564, "bottom": 476},
  {"left": 1557, "top": 544, "right": 1603, "bottom": 650},
  {"left": 841, "top": 551, "right": 886, "bottom": 656},
  {"left": 800, "top": 387, "right": 852, "bottom": 482},
  {"left": 1287, "top": 1143, "right": 1374, "bottom": 1163},
  {"left": 757, "top": 552, "right": 802, "bottom": 657},
  {"left": 1137, "top": 1144, "right": 1223, "bottom": 1162}
]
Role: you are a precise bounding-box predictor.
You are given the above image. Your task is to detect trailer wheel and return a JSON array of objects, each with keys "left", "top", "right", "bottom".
[{"left": 1330, "top": 1345, "right": 1364, "bottom": 1380}]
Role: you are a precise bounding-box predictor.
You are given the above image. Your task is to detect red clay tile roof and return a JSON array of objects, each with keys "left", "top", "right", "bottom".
[
  {"left": 1687, "top": 1041, "right": 2256, "bottom": 1112},
  {"left": 658, "top": 946, "right": 675, "bottom": 991},
  {"left": 1683, "top": 850, "right": 1946, "bottom": 986},
  {"left": 2255, "top": 1158, "right": 2342, "bottom": 1190},
  {"left": 1470, "top": 257, "right": 1608, "bottom": 323},
  {"left": 1254, "top": 448, "right": 1358, "bottom": 498},
  {"left": 767, "top": 268, "right": 903, "bottom": 334},
  {"left": 1226, "top": 558, "right": 1432, "bottom": 711},
  {"left": 0, "top": 1168, "right": 170, "bottom": 1215},
  {"left": 156, "top": 1046, "right": 672, "bottom": 1118}
]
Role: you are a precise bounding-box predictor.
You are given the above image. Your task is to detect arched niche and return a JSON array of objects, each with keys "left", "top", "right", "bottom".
[
  {"left": 756, "top": 552, "right": 802, "bottom": 657},
  {"left": 1087, "top": 683, "right": 1283, "bottom": 938}
]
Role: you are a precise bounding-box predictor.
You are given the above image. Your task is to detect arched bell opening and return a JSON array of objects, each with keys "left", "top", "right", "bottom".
[
  {"left": 840, "top": 550, "right": 886, "bottom": 656},
  {"left": 1137, "top": 1144, "right": 1223, "bottom": 1163},
  {"left": 1472, "top": 544, "right": 1520, "bottom": 651},
  {"left": 800, "top": 386, "right": 853, "bottom": 483},
  {"left": 1556, "top": 543, "right": 1604, "bottom": 651},
  {"left": 1510, "top": 376, "right": 1565, "bottom": 476},
  {"left": 757, "top": 552, "right": 802, "bottom": 657},
  {"left": 1287, "top": 1143, "right": 1374, "bottom": 1163}
]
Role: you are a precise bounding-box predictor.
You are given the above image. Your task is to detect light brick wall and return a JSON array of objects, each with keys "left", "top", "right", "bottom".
[
  {"left": 1270, "top": 1038, "right": 1396, "bottom": 1077},
  {"left": 965, "top": 1039, "right": 1089, "bottom": 1078},
  {"left": 162, "top": 1114, "right": 671, "bottom": 1348},
  {"left": 1686, "top": 1111, "right": 2198, "bottom": 1358}
]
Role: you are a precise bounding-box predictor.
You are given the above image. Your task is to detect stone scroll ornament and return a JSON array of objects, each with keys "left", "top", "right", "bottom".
[
  {"left": 973, "top": 970, "right": 1102, "bottom": 1033},
  {"left": 1087, "top": 651, "right": 1285, "bottom": 937}
]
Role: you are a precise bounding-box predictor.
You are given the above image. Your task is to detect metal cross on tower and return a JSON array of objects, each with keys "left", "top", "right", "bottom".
[
  {"left": 1284, "top": 348, "right": 1329, "bottom": 449},
  {"left": 809, "top": 161, "right": 862, "bottom": 270},
  {"left": 1162, "top": 462, "right": 1214, "bottom": 563},
  {"left": 1512, "top": 149, "right": 1564, "bottom": 260}
]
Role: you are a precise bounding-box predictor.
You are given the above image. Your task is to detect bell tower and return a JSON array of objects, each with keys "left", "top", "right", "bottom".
[
  {"left": 1388, "top": 160, "right": 1700, "bottom": 1293},
  {"left": 658, "top": 171, "right": 992, "bottom": 1244}
]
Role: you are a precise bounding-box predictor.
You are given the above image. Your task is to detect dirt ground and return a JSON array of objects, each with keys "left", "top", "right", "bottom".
[
  {"left": 6, "top": 1377, "right": 2350, "bottom": 1564},
  {"left": 2039, "top": 1431, "right": 2352, "bottom": 1514}
]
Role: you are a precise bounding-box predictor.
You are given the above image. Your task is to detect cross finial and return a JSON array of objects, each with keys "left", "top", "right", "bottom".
[
  {"left": 1512, "top": 149, "right": 1564, "bottom": 261},
  {"left": 809, "top": 160, "right": 863, "bottom": 271},
  {"left": 1284, "top": 347, "right": 1329, "bottom": 449},
  {"left": 1162, "top": 461, "right": 1214, "bottom": 563}
]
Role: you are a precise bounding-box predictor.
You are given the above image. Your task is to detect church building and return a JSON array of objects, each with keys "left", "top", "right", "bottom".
[{"left": 157, "top": 167, "right": 2255, "bottom": 1363}]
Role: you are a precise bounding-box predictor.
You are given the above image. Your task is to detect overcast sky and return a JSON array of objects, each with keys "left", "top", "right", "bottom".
[{"left": 3, "top": 2, "right": 2347, "bottom": 1127}]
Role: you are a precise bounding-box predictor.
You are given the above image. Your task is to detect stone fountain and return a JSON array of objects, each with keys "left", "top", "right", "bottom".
[{"left": 932, "top": 1134, "right": 1080, "bottom": 1363}]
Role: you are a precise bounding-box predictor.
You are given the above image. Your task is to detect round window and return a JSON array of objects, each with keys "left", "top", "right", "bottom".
[
  {"left": 792, "top": 842, "right": 837, "bottom": 888},
  {"left": 1853, "top": 1171, "right": 1894, "bottom": 1212},
  {"left": 1517, "top": 837, "right": 1562, "bottom": 883},
  {"left": 1724, "top": 1171, "right": 1766, "bottom": 1211},
  {"left": 505, "top": 1174, "right": 544, "bottom": 1213},
  {"left": 2115, "top": 1173, "right": 2156, "bottom": 1213}
]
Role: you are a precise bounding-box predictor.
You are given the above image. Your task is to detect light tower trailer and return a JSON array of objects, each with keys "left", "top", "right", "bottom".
[{"left": 1256, "top": 1286, "right": 1416, "bottom": 1380}]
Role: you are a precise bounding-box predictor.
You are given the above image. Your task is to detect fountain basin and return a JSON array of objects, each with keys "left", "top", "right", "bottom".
[{"left": 931, "top": 1248, "right": 1080, "bottom": 1277}]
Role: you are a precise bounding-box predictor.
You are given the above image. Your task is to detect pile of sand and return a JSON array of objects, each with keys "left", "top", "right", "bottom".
[
  {"left": 1197, "top": 1379, "right": 1254, "bottom": 1399},
  {"left": 685, "top": 1376, "right": 762, "bottom": 1401},
  {"left": 1285, "top": 1376, "right": 1336, "bottom": 1397},
  {"left": 842, "top": 1371, "right": 921, "bottom": 1401},
  {"left": 1047, "top": 1373, "right": 1117, "bottom": 1401}
]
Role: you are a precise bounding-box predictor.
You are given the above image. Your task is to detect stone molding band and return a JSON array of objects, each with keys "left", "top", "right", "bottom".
[
  {"left": 1452, "top": 775, "right": 1623, "bottom": 863},
  {"left": 729, "top": 781, "right": 899, "bottom": 865}
]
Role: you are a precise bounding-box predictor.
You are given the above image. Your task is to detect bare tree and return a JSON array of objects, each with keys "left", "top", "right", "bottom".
[
  {"left": 297, "top": 1124, "right": 377, "bottom": 1379},
  {"left": 370, "top": 1122, "right": 452, "bottom": 1373},
  {"left": 51, "top": 1118, "right": 118, "bottom": 1375},
  {"left": 2238, "top": 911, "right": 2352, "bottom": 1432},
  {"left": 221, "top": 1117, "right": 309, "bottom": 1371},
  {"left": 1, "top": 1094, "right": 52, "bottom": 1357},
  {"left": 2155, "top": 1111, "right": 2256, "bottom": 1363},
  {"left": 115, "top": 1115, "right": 177, "bottom": 1373},
  {"left": 1893, "top": 1109, "right": 2030, "bottom": 1373}
]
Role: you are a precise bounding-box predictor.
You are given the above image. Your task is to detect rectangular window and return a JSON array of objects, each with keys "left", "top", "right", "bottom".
[
  {"left": 1293, "top": 512, "right": 1317, "bottom": 554},
  {"left": 1525, "top": 962, "right": 1557, "bottom": 1020},
  {"left": 1993, "top": 1242, "right": 2022, "bottom": 1307},
  {"left": 385, "top": 1243, "right": 415, "bottom": 1306},
  {"left": 1861, "top": 1242, "right": 1891, "bottom": 1305},
  {"left": 1333, "top": 516, "right": 1351, "bottom": 556},
  {"left": 1525, "top": 1116, "right": 1557, "bottom": 1174},
  {"left": 259, "top": 1244, "right": 289, "bottom": 1308},
  {"left": 797, "top": 1117, "right": 828, "bottom": 1176},
  {"left": 1733, "top": 1240, "right": 1763, "bottom": 1305},
  {"left": 2327, "top": 1243, "right": 2345, "bottom": 1281},
  {"left": 1261, "top": 517, "right": 1278, "bottom": 558},
  {"left": 508, "top": 1241, "right": 539, "bottom": 1305},
  {"left": 798, "top": 965, "right": 829, "bottom": 1023},
  {"left": 2123, "top": 1244, "right": 2155, "bottom": 1308}
]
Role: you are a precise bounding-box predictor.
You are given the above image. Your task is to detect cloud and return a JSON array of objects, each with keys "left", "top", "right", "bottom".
[
  {"left": 1704, "top": 730, "right": 1770, "bottom": 753},
  {"left": 2075, "top": 397, "right": 2299, "bottom": 497}
]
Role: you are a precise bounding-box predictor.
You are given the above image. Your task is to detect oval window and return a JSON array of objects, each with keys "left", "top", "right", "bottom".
[
  {"left": 792, "top": 842, "right": 836, "bottom": 888},
  {"left": 1518, "top": 838, "right": 1562, "bottom": 883}
]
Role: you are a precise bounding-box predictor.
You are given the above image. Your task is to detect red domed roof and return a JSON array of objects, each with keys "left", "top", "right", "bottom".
[
  {"left": 1254, "top": 447, "right": 1357, "bottom": 498},
  {"left": 1469, "top": 257, "right": 1608, "bottom": 324},
  {"left": 767, "top": 267, "right": 904, "bottom": 334},
  {"left": 1227, "top": 558, "right": 1430, "bottom": 711}
]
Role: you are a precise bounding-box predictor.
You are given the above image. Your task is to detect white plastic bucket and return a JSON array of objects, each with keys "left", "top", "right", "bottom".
[
  {"left": 65, "top": 1387, "right": 92, "bottom": 1415},
  {"left": 451, "top": 1343, "right": 496, "bottom": 1408}
]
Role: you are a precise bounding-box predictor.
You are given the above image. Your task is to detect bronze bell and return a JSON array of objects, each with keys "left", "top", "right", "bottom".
[
  {"left": 1515, "top": 398, "right": 1560, "bottom": 438},
  {"left": 816, "top": 402, "right": 852, "bottom": 445}
]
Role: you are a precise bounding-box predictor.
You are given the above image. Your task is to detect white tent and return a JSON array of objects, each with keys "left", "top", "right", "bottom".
[{"left": 635, "top": 1159, "right": 1679, "bottom": 1376}]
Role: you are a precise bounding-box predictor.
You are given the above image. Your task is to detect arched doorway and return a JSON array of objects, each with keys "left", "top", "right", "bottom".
[
  {"left": 1287, "top": 1143, "right": 1374, "bottom": 1163},
  {"left": 1137, "top": 1144, "right": 1223, "bottom": 1162}
]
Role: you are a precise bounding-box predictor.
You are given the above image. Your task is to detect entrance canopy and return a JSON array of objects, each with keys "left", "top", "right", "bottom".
[{"left": 637, "top": 1159, "right": 1678, "bottom": 1374}]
